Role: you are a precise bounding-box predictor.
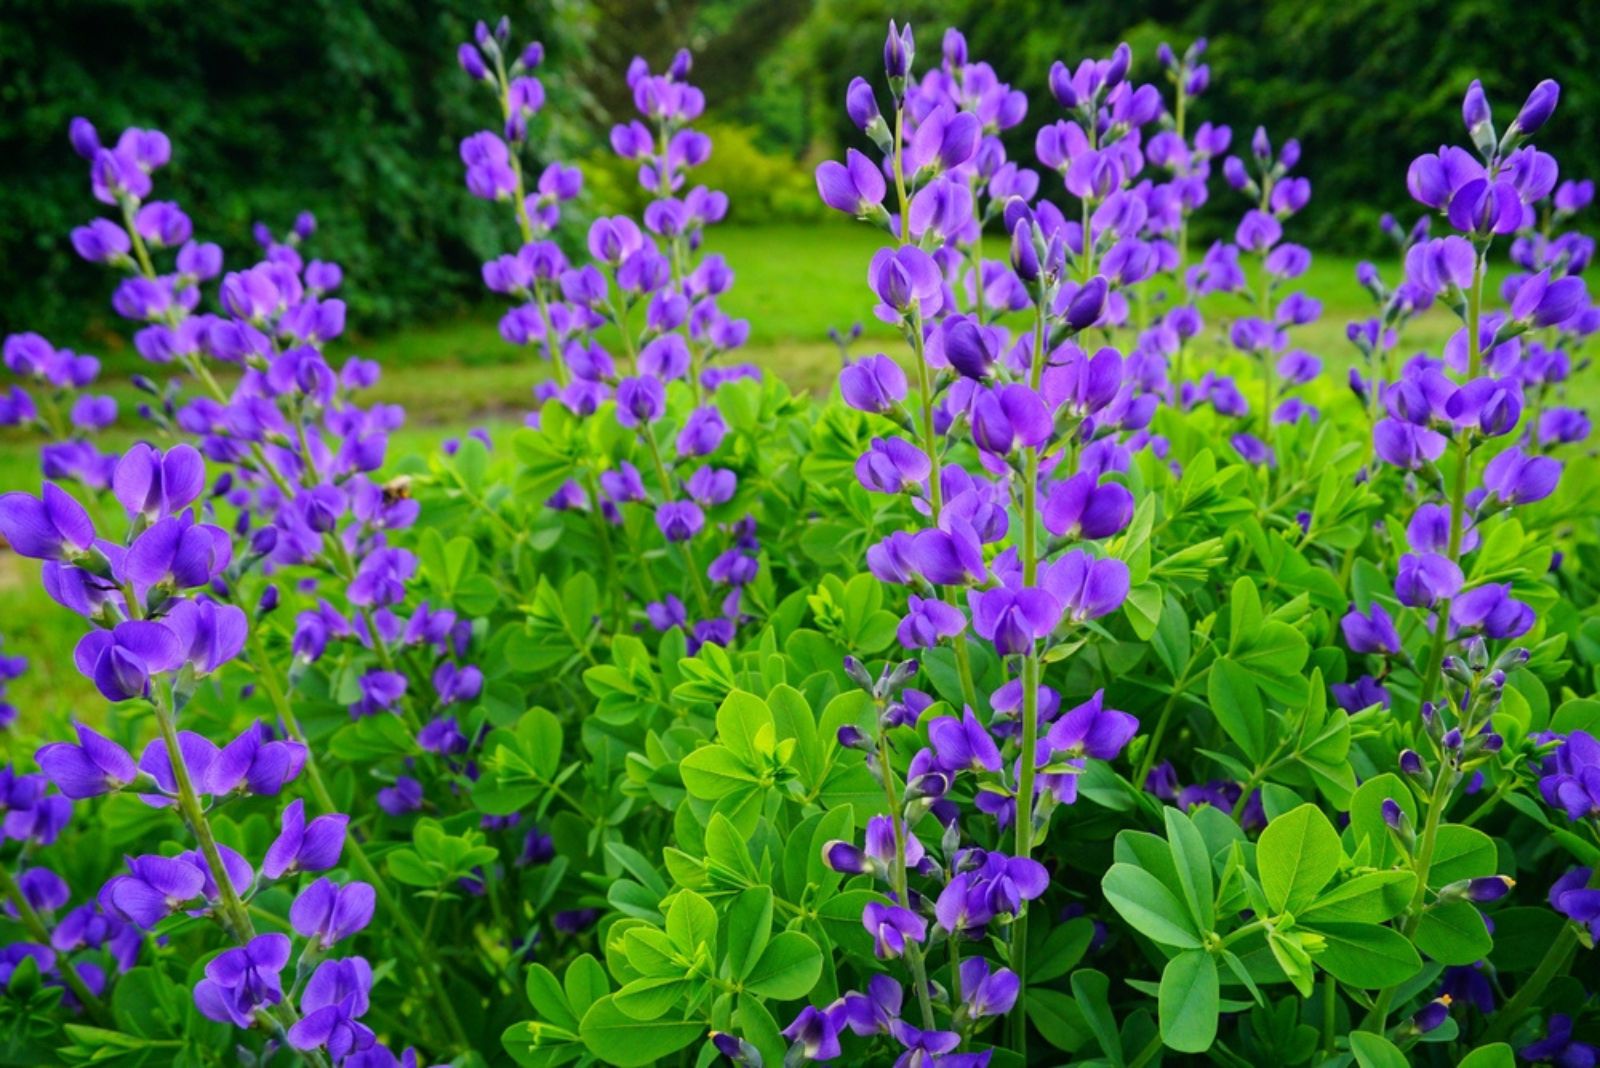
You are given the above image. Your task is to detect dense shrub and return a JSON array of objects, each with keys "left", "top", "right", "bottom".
[{"left": 1, "top": 12, "right": 1599, "bottom": 1068}]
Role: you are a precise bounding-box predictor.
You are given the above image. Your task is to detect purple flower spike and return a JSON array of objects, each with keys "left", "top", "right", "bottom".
[
  {"left": 36, "top": 723, "right": 138, "bottom": 799},
  {"left": 862, "top": 901, "right": 926, "bottom": 959},
  {"left": 290, "top": 878, "right": 376, "bottom": 949},
  {"left": 0, "top": 484, "right": 96, "bottom": 561},
  {"left": 263, "top": 799, "right": 349, "bottom": 880}
]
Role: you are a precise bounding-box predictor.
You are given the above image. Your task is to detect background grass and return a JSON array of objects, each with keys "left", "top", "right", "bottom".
[{"left": 0, "top": 220, "right": 1591, "bottom": 729}]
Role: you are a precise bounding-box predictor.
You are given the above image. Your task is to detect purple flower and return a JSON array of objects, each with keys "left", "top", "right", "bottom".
[
  {"left": 208, "top": 723, "right": 306, "bottom": 797},
  {"left": 1038, "top": 549, "right": 1129, "bottom": 622},
  {"left": 1450, "top": 584, "right": 1534, "bottom": 639},
  {"left": 348, "top": 548, "right": 417, "bottom": 607},
  {"left": 1331, "top": 675, "right": 1391, "bottom": 713},
  {"left": 1538, "top": 732, "right": 1600, "bottom": 821},
  {"left": 839, "top": 354, "right": 907, "bottom": 413},
  {"left": 928, "top": 709, "right": 1002, "bottom": 773},
  {"left": 194, "top": 933, "right": 291, "bottom": 1028},
  {"left": 1394, "top": 552, "right": 1464, "bottom": 609},
  {"left": 862, "top": 901, "right": 926, "bottom": 959},
  {"left": 969, "top": 586, "right": 1060, "bottom": 655},
  {"left": 857, "top": 437, "right": 930, "bottom": 495},
  {"left": 1483, "top": 446, "right": 1561, "bottom": 505},
  {"left": 1042, "top": 473, "right": 1134, "bottom": 539},
  {"left": 287, "top": 957, "right": 376, "bottom": 1062},
  {"left": 101, "top": 854, "right": 206, "bottom": 929},
  {"left": 0, "top": 484, "right": 95, "bottom": 561},
  {"left": 656, "top": 500, "right": 704, "bottom": 542},
  {"left": 290, "top": 878, "right": 376, "bottom": 949},
  {"left": 1520, "top": 1013, "right": 1598, "bottom": 1068},
  {"left": 816, "top": 149, "right": 887, "bottom": 216},
  {"left": 615, "top": 376, "right": 666, "bottom": 428},
  {"left": 908, "top": 522, "right": 986, "bottom": 586},
  {"left": 36, "top": 723, "right": 137, "bottom": 799},
  {"left": 73, "top": 621, "right": 185, "bottom": 702},
  {"left": 165, "top": 598, "right": 248, "bottom": 675},
  {"left": 869, "top": 246, "right": 943, "bottom": 319},
  {"left": 1047, "top": 690, "right": 1137, "bottom": 762},
  {"left": 958, "top": 957, "right": 1020, "bottom": 1018},
  {"left": 263, "top": 799, "right": 349, "bottom": 880},
  {"left": 782, "top": 1002, "right": 848, "bottom": 1060},
  {"left": 897, "top": 595, "right": 966, "bottom": 650},
  {"left": 418, "top": 716, "right": 469, "bottom": 755},
  {"left": 377, "top": 776, "right": 423, "bottom": 816},
  {"left": 1341, "top": 602, "right": 1402, "bottom": 655},
  {"left": 842, "top": 974, "right": 902, "bottom": 1037}
]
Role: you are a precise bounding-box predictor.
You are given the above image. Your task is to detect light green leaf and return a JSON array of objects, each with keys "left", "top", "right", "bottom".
[
  {"left": 1350, "top": 1031, "right": 1410, "bottom": 1068},
  {"left": 1305, "top": 921, "right": 1422, "bottom": 988},
  {"left": 579, "top": 995, "right": 702, "bottom": 1066},
  {"left": 1207, "top": 657, "right": 1267, "bottom": 763},
  {"left": 1258, "top": 804, "right": 1343, "bottom": 913},
  {"left": 666, "top": 890, "right": 717, "bottom": 955},
  {"left": 1415, "top": 900, "right": 1493, "bottom": 965},
  {"left": 743, "top": 931, "right": 822, "bottom": 1000},
  {"left": 725, "top": 888, "right": 774, "bottom": 982},
  {"left": 1158, "top": 950, "right": 1219, "bottom": 1053},
  {"left": 1102, "top": 864, "right": 1201, "bottom": 949},
  {"left": 1164, "top": 807, "right": 1216, "bottom": 933}
]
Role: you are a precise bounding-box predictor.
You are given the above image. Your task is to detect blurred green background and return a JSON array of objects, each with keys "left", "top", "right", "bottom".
[{"left": 3, "top": 0, "right": 1597, "bottom": 345}]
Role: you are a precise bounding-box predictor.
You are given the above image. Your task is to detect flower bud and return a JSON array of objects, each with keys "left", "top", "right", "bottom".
[
  {"left": 1411, "top": 996, "right": 1451, "bottom": 1035},
  {"left": 1511, "top": 79, "right": 1560, "bottom": 136},
  {"left": 837, "top": 724, "right": 872, "bottom": 751}
]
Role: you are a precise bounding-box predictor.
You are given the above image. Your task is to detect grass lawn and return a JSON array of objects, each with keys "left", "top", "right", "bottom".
[{"left": 0, "top": 221, "right": 1592, "bottom": 730}]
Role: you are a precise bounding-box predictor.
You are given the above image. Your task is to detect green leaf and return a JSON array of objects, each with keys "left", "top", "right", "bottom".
[
  {"left": 1025, "top": 988, "right": 1090, "bottom": 1054},
  {"left": 716, "top": 691, "right": 774, "bottom": 762},
  {"left": 524, "top": 964, "right": 578, "bottom": 1031},
  {"left": 579, "top": 995, "right": 702, "bottom": 1066},
  {"left": 1414, "top": 900, "right": 1493, "bottom": 965},
  {"left": 1350, "top": 1031, "right": 1410, "bottom": 1068},
  {"left": 1029, "top": 918, "right": 1097, "bottom": 984},
  {"left": 1301, "top": 871, "right": 1416, "bottom": 924},
  {"left": 612, "top": 977, "right": 691, "bottom": 1021},
  {"left": 1102, "top": 864, "right": 1201, "bottom": 948},
  {"left": 1348, "top": 774, "right": 1417, "bottom": 868},
  {"left": 1158, "top": 950, "right": 1219, "bottom": 1053},
  {"left": 1258, "top": 803, "right": 1342, "bottom": 913},
  {"left": 564, "top": 954, "right": 609, "bottom": 1018},
  {"left": 679, "top": 745, "right": 757, "bottom": 800},
  {"left": 666, "top": 890, "right": 718, "bottom": 955},
  {"left": 1164, "top": 807, "right": 1216, "bottom": 933},
  {"left": 1428, "top": 825, "right": 1498, "bottom": 887},
  {"left": 1069, "top": 970, "right": 1124, "bottom": 1067},
  {"left": 1305, "top": 921, "right": 1422, "bottom": 988},
  {"left": 1207, "top": 657, "right": 1267, "bottom": 763},
  {"left": 743, "top": 931, "right": 823, "bottom": 1000},
  {"left": 725, "top": 887, "right": 774, "bottom": 983},
  {"left": 1457, "top": 1043, "right": 1516, "bottom": 1068}
]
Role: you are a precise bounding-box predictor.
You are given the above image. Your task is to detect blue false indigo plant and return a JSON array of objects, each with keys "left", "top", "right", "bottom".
[{"left": 0, "top": 15, "right": 1597, "bottom": 1068}]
